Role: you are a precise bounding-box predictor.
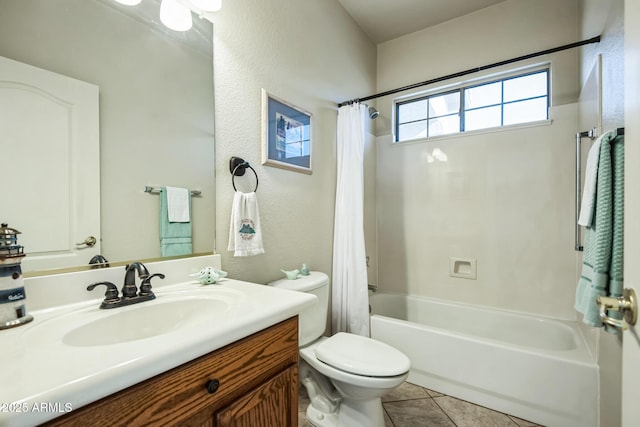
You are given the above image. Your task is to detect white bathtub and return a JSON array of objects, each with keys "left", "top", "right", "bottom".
[{"left": 369, "top": 293, "right": 598, "bottom": 427}]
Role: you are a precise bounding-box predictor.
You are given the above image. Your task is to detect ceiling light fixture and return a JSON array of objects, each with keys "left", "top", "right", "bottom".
[{"left": 160, "top": 0, "right": 193, "bottom": 32}]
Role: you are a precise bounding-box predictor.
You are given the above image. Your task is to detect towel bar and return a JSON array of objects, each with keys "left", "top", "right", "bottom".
[
  {"left": 575, "top": 128, "right": 596, "bottom": 251},
  {"left": 144, "top": 186, "right": 202, "bottom": 196}
]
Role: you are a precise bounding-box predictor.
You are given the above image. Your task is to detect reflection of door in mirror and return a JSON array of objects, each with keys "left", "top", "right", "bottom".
[{"left": 0, "top": 55, "right": 100, "bottom": 271}]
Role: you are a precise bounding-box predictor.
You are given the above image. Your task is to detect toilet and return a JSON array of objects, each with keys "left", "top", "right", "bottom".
[{"left": 269, "top": 272, "right": 410, "bottom": 427}]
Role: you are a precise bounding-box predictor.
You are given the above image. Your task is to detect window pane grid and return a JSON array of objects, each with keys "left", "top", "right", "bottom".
[
  {"left": 396, "top": 69, "right": 548, "bottom": 141},
  {"left": 464, "top": 102, "right": 502, "bottom": 112},
  {"left": 398, "top": 118, "right": 428, "bottom": 126},
  {"left": 430, "top": 111, "right": 459, "bottom": 120},
  {"left": 503, "top": 94, "right": 548, "bottom": 106},
  {"left": 396, "top": 89, "right": 460, "bottom": 138}
]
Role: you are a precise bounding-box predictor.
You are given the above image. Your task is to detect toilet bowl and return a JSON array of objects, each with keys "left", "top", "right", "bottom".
[{"left": 269, "top": 272, "right": 410, "bottom": 427}]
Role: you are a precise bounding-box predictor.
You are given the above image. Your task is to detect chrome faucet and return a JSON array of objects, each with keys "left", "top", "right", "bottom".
[{"left": 87, "top": 262, "right": 165, "bottom": 309}]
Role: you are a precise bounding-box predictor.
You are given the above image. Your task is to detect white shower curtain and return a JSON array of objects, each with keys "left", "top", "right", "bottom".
[{"left": 332, "top": 103, "right": 369, "bottom": 337}]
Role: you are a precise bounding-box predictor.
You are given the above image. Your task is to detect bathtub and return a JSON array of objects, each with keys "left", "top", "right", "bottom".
[{"left": 369, "top": 293, "right": 598, "bottom": 427}]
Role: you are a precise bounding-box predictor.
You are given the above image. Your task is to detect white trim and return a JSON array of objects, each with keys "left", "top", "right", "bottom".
[{"left": 391, "top": 118, "right": 553, "bottom": 146}]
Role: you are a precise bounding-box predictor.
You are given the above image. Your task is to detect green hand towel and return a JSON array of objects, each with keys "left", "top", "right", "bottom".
[
  {"left": 605, "top": 136, "right": 624, "bottom": 333},
  {"left": 159, "top": 188, "right": 192, "bottom": 257},
  {"left": 575, "top": 133, "right": 624, "bottom": 330}
]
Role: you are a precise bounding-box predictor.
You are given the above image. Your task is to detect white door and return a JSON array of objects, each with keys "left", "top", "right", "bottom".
[
  {"left": 0, "top": 55, "right": 100, "bottom": 272},
  {"left": 623, "top": 1, "right": 640, "bottom": 425}
]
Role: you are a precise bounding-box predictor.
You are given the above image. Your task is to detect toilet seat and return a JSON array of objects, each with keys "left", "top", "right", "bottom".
[
  {"left": 315, "top": 333, "right": 410, "bottom": 377},
  {"left": 300, "top": 338, "right": 409, "bottom": 391}
]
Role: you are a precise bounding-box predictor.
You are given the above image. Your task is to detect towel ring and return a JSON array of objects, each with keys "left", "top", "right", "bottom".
[{"left": 232, "top": 162, "right": 259, "bottom": 192}]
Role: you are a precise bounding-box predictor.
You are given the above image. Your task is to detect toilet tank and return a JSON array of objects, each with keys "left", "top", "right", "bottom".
[{"left": 269, "top": 272, "right": 329, "bottom": 346}]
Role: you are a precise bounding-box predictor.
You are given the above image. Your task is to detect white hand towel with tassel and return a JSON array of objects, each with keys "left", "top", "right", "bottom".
[{"left": 228, "top": 192, "right": 265, "bottom": 256}]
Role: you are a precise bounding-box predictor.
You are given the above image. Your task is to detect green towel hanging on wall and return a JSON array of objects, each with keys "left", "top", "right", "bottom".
[
  {"left": 159, "top": 188, "right": 193, "bottom": 257},
  {"left": 575, "top": 133, "right": 624, "bottom": 331}
]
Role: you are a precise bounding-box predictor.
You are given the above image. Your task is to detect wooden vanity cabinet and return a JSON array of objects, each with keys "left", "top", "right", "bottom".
[{"left": 44, "top": 317, "right": 299, "bottom": 427}]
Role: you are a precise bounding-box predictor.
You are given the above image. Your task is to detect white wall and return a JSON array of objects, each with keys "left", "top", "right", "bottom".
[
  {"left": 578, "top": 1, "right": 625, "bottom": 426},
  {"left": 212, "top": 0, "right": 376, "bottom": 284},
  {"left": 374, "top": 0, "right": 581, "bottom": 319}
]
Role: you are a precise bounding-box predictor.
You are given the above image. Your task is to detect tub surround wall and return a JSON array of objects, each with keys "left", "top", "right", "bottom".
[
  {"left": 213, "top": 0, "right": 377, "bottom": 285},
  {"left": 377, "top": 105, "right": 577, "bottom": 319},
  {"left": 374, "top": 0, "right": 580, "bottom": 320}
]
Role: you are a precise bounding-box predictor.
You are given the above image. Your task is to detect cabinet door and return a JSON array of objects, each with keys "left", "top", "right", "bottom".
[{"left": 216, "top": 366, "right": 298, "bottom": 427}]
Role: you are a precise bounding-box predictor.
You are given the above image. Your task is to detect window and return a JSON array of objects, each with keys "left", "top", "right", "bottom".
[{"left": 395, "top": 69, "right": 549, "bottom": 142}]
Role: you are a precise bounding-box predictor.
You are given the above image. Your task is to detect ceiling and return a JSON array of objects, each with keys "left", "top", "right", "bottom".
[{"left": 338, "top": 0, "right": 508, "bottom": 44}]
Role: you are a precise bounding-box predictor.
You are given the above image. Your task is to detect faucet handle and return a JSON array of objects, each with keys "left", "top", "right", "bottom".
[
  {"left": 87, "top": 281, "right": 120, "bottom": 302},
  {"left": 139, "top": 273, "right": 165, "bottom": 297}
]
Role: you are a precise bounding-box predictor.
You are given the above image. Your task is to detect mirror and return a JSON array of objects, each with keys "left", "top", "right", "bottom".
[{"left": 0, "top": 0, "right": 216, "bottom": 274}]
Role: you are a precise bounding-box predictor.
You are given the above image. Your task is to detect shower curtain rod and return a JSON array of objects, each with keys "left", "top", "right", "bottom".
[{"left": 338, "top": 35, "right": 601, "bottom": 108}]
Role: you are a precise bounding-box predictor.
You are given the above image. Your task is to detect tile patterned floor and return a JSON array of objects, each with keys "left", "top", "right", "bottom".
[{"left": 298, "top": 381, "right": 544, "bottom": 427}]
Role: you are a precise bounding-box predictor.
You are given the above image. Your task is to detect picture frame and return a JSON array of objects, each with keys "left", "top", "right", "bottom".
[{"left": 261, "top": 89, "right": 312, "bottom": 175}]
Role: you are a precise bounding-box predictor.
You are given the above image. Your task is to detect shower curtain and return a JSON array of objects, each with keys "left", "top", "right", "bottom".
[{"left": 332, "top": 103, "right": 369, "bottom": 337}]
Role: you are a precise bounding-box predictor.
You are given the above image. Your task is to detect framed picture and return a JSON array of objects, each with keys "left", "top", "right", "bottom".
[{"left": 261, "top": 89, "right": 312, "bottom": 174}]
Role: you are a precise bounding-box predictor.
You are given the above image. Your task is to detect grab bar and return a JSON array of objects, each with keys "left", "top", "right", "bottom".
[{"left": 575, "top": 128, "right": 596, "bottom": 252}]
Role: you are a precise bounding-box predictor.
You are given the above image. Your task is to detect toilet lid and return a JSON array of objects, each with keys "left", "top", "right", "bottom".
[{"left": 315, "top": 333, "right": 410, "bottom": 377}]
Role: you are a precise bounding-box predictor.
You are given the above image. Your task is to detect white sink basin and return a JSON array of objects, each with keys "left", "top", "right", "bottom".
[
  {"left": 63, "top": 297, "right": 230, "bottom": 347},
  {"left": 22, "top": 287, "right": 246, "bottom": 348}
]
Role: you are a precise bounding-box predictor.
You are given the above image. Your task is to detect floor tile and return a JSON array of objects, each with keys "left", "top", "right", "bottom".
[
  {"left": 383, "top": 409, "right": 395, "bottom": 427},
  {"left": 383, "top": 398, "right": 455, "bottom": 427},
  {"left": 508, "top": 415, "right": 543, "bottom": 426},
  {"left": 434, "top": 396, "right": 518, "bottom": 427},
  {"left": 425, "top": 387, "right": 445, "bottom": 398},
  {"left": 298, "top": 381, "right": 542, "bottom": 427},
  {"left": 382, "top": 381, "right": 430, "bottom": 402}
]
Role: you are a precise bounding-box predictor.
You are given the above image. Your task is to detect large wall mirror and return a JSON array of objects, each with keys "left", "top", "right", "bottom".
[{"left": 0, "top": 0, "right": 216, "bottom": 274}]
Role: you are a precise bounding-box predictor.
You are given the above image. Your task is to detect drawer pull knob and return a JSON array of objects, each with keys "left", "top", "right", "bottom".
[{"left": 206, "top": 379, "right": 220, "bottom": 394}]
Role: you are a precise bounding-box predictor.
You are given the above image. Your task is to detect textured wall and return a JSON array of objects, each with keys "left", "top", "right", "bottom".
[{"left": 213, "top": 0, "right": 377, "bottom": 284}]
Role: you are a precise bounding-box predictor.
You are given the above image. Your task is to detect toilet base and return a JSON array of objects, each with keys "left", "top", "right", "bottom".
[{"left": 305, "top": 397, "right": 384, "bottom": 427}]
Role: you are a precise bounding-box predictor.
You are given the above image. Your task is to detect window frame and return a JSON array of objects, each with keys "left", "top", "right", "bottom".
[{"left": 394, "top": 68, "right": 550, "bottom": 142}]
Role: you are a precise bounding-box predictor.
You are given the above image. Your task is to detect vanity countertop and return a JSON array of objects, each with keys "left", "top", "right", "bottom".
[{"left": 0, "top": 276, "right": 314, "bottom": 427}]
